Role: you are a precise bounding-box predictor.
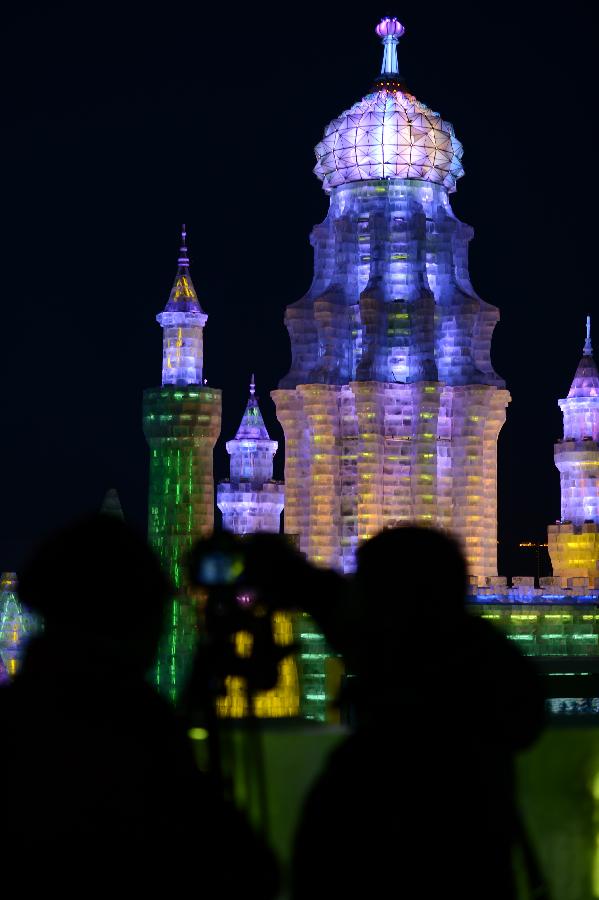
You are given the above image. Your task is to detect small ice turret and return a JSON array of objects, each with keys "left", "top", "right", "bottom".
[
  {"left": 549, "top": 317, "right": 599, "bottom": 584},
  {"left": 218, "top": 376, "right": 284, "bottom": 534},
  {"left": 157, "top": 225, "right": 208, "bottom": 386}
]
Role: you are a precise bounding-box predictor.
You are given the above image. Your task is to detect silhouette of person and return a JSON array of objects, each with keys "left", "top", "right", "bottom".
[
  {"left": 289, "top": 526, "right": 546, "bottom": 899},
  {"left": 0, "top": 514, "right": 279, "bottom": 897}
]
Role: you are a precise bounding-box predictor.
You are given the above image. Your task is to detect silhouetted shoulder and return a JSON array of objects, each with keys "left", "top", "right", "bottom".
[{"left": 462, "top": 614, "right": 546, "bottom": 750}]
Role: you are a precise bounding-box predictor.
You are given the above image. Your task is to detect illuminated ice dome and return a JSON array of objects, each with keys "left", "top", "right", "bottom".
[{"left": 314, "top": 18, "right": 464, "bottom": 193}]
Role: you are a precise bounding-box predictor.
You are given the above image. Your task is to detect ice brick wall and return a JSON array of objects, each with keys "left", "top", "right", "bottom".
[
  {"left": 143, "top": 386, "right": 221, "bottom": 698},
  {"left": 274, "top": 179, "right": 509, "bottom": 580},
  {"left": 273, "top": 379, "right": 508, "bottom": 580}
]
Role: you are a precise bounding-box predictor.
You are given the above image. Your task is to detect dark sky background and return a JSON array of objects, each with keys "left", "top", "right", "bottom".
[{"left": 0, "top": 2, "right": 596, "bottom": 577}]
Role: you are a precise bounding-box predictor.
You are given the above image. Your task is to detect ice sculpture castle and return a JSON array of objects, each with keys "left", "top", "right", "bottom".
[
  {"left": 273, "top": 17, "right": 510, "bottom": 580},
  {"left": 2, "top": 18, "right": 599, "bottom": 723}
]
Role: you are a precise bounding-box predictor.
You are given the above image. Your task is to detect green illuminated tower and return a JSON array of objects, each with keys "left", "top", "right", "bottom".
[{"left": 143, "top": 226, "right": 221, "bottom": 699}]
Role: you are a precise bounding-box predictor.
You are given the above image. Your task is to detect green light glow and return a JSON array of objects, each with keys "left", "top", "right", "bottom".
[
  {"left": 472, "top": 604, "right": 599, "bottom": 659},
  {"left": 143, "top": 386, "right": 221, "bottom": 702}
]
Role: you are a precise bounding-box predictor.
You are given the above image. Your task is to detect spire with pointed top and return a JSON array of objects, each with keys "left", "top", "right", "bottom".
[
  {"left": 234, "top": 375, "right": 271, "bottom": 442},
  {"left": 566, "top": 317, "right": 599, "bottom": 403},
  {"left": 177, "top": 223, "right": 190, "bottom": 268},
  {"left": 157, "top": 226, "right": 208, "bottom": 386},
  {"left": 584, "top": 315, "right": 593, "bottom": 356},
  {"left": 164, "top": 225, "right": 203, "bottom": 313}
]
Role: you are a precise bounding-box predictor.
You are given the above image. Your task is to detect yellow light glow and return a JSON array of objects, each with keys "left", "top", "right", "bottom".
[{"left": 217, "top": 612, "right": 300, "bottom": 719}]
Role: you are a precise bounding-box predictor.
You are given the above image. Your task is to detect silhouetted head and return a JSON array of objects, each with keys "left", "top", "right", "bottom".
[
  {"left": 351, "top": 527, "right": 469, "bottom": 711},
  {"left": 356, "top": 525, "right": 468, "bottom": 616},
  {"left": 18, "top": 514, "right": 172, "bottom": 674}
]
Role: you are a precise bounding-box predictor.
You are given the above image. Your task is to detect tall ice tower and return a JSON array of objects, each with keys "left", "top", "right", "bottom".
[
  {"left": 273, "top": 19, "right": 510, "bottom": 579},
  {"left": 548, "top": 317, "right": 599, "bottom": 584},
  {"left": 143, "top": 227, "right": 222, "bottom": 698}
]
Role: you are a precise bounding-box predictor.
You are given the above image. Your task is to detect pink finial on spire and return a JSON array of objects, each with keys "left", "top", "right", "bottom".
[
  {"left": 376, "top": 16, "right": 405, "bottom": 38},
  {"left": 376, "top": 17, "right": 405, "bottom": 75},
  {"left": 178, "top": 223, "right": 189, "bottom": 268}
]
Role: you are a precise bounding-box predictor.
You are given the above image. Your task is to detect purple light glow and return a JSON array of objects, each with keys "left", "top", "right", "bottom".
[{"left": 376, "top": 17, "right": 405, "bottom": 38}]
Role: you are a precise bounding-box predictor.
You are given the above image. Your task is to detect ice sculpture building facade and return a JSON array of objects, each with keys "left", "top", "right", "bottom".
[
  {"left": 272, "top": 18, "right": 510, "bottom": 580},
  {"left": 143, "top": 227, "right": 221, "bottom": 698},
  {"left": 549, "top": 318, "right": 599, "bottom": 583}
]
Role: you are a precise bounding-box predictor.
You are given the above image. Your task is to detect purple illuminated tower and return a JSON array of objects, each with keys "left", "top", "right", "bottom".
[
  {"left": 143, "top": 226, "right": 221, "bottom": 699},
  {"left": 548, "top": 317, "right": 599, "bottom": 584},
  {"left": 272, "top": 19, "right": 510, "bottom": 582},
  {"left": 217, "top": 376, "right": 284, "bottom": 534}
]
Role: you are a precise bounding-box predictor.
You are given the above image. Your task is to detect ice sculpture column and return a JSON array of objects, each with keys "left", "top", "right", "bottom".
[
  {"left": 549, "top": 317, "right": 599, "bottom": 584},
  {"left": 143, "top": 226, "right": 221, "bottom": 699}
]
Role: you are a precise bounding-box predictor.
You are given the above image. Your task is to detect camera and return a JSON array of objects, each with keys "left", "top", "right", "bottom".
[
  {"left": 187, "top": 532, "right": 294, "bottom": 698},
  {"left": 195, "top": 548, "right": 246, "bottom": 588}
]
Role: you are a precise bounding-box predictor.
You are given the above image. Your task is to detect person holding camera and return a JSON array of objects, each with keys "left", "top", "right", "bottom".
[{"left": 0, "top": 514, "right": 279, "bottom": 897}]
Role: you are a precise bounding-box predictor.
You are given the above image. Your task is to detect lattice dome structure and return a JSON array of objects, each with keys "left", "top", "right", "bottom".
[
  {"left": 314, "top": 16, "right": 463, "bottom": 194},
  {"left": 143, "top": 228, "right": 221, "bottom": 700},
  {"left": 549, "top": 318, "right": 599, "bottom": 585},
  {"left": 314, "top": 92, "right": 464, "bottom": 194}
]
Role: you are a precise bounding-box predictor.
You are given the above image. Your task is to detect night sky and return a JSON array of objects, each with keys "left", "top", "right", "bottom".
[{"left": 0, "top": 2, "right": 595, "bottom": 577}]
